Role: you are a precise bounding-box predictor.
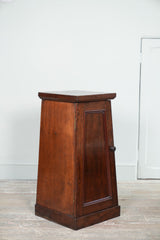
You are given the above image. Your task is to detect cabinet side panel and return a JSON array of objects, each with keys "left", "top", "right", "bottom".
[
  {"left": 106, "top": 100, "right": 118, "bottom": 206},
  {"left": 36, "top": 100, "right": 75, "bottom": 215}
]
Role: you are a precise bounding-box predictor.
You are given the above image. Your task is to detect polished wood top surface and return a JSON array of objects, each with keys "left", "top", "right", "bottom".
[{"left": 38, "top": 90, "right": 116, "bottom": 102}]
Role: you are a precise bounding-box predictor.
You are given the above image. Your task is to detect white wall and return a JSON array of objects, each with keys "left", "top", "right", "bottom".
[{"left": 1, "top": 0, "right": 160, "bottom": 180}]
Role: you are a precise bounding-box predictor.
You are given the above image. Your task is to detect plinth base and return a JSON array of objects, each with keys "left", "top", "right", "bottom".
[{"left": 35, "top": 204, "right": 120, "bottom": 230}]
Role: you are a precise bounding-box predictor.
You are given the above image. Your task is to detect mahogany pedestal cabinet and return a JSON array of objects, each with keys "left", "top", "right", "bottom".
[{"left": 35, "top": 90, "right": 120, "bottom": 230}]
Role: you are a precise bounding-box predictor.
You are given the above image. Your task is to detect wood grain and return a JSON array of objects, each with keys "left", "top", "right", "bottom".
[
  {"left": 75, "top": 101, "right": 117, "bottom": 217},
  {"left": 36, "top": 100, "right": 75, "bottom": 215},
  {"left": 36, "top": 91, "right": 120, "bottom": 229},
  {"left": 38, "top": 90, "right": 116, "bottom": 103},
  {"left": 84, "top": 110, "right": 109, "bottom": 204},
  {"left": 35, "top": 203, "right": 120, "bottom": 230}
]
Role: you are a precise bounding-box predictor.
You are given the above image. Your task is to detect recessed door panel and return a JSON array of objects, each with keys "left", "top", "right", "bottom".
[{"left": 84, "top": 110, "right": 111, "bottom": 205}]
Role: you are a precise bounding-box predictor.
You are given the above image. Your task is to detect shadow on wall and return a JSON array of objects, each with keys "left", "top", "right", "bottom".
[{"left": 2, "top": 106, "right": 40, "bottom": 179}]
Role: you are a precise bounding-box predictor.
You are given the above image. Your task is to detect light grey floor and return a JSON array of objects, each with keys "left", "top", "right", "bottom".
[{"left": 0, "top": 180, "right": 160, "bottom": 240}]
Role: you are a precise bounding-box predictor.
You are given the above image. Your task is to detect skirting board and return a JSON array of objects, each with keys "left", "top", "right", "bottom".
[
  {"left": 116, "top": 164, "right": 137, "bottom": 181},
  {"left": 0, "top": 164, "right": 136, "bottom": 181},
  {"left": 0, "top": 164, "right": 38, "bottom": 180}
]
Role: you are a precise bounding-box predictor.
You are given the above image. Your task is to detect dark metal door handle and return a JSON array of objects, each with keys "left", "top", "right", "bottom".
[{"left": 109, "top": 146, "right": 116, "bottom": 152}]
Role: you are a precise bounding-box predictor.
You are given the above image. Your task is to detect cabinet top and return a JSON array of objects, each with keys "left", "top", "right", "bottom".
[{"left": 38, "top": 90, "right": 116, "bottom": 103}]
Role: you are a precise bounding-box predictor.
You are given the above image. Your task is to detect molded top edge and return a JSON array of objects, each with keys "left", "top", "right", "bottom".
[{"left": 38, "top": 90, "right": 116, "bottom": 102}]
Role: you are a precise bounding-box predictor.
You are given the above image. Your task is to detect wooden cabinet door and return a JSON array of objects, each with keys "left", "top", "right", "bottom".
[{"left": 76, "top": 101, "right": 118, "bottom": 216}]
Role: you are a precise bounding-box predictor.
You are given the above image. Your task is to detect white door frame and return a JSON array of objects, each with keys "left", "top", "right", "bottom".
[{"left": 137, "top": 37, "right": 160, "bottom": 179}]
